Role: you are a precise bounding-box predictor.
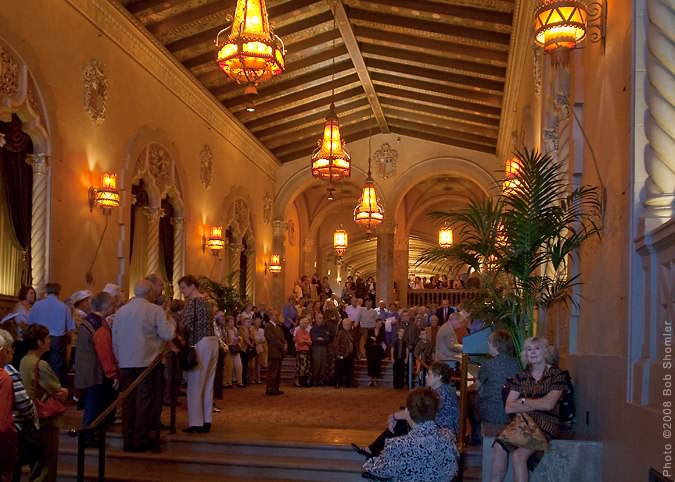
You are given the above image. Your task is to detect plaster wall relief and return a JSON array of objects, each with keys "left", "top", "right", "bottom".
[
  {"left": 263, "top": 192, "right": 273, "bottom": 224},
  {"left": 375, "top": 142, "right": 399, "bottom": 180},
  {"left": 0, "top": 40, "right": 51, "bottom": 290},
  {"left": 642, "top": 0, "right": 675, "bottom": 225},
  {"left": 83, "top": 59, "right": 107, "bottom": 125},
  {"left": 200, "top": 144, "right": 213, "bottom": 189}
]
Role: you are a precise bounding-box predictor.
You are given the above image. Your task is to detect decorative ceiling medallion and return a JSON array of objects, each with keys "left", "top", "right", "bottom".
[
  {"left": 0, "top": 46, "right": 19, "bottom": 96},
  {"left": 83, "top": 59, "right": 108, "bottom": 125},
  {"left": 374, "top": 143, "right": 399, "bottom": 180},
  {"left": 200, "top": 144, "right": 213, "bottom": 189},
  {"left": 263, "top": 191, "right": 273, "bottom": 224}
]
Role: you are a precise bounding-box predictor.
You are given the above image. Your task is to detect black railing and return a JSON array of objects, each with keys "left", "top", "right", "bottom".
[
  {"left": 406, "top": 289, "right": 482, "bottom": 307},
  {"left": 69, "top": 347, "right": 177, "bottom": 482}
]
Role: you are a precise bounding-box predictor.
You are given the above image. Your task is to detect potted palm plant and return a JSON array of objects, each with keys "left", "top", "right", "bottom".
[
  {"left": 417, "top": 150, "right": 602, "bottom": 359},
  {"left": 198, "top": 273, "right": 246, "bottom": 315}
]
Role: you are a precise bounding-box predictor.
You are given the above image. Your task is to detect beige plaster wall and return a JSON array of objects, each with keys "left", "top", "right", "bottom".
[{"left": 0, "top": 0, "right": 277, "bottom": 303}]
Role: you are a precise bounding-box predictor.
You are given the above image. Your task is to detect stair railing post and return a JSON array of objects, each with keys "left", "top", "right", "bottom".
[
  {"left": 170, "top": 350, "right": 177, "bottom": 434},
  {"left": 98, "top": 426, "right": 106, "bottom": 482},
  {"left": 77, "top": 431, "right": 85, "bottom": 482}
]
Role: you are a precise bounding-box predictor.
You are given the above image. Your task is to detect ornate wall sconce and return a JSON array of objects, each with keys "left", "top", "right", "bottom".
[
  {"left": 202, "top": 226, "right": 225, "bottom": 256},
  {"left": 265, "top": 254, "right": 282, "bottom": 275},
  {"left": 88, "top": 172, "right": 120, "bottom": 214}
]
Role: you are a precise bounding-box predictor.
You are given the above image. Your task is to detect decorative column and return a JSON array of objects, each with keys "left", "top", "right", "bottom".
[
  {"left": 376, "top": 223, "right": 395, "bottom": 304},
  {"left": 228, "top": 242, "right": 243, "bottom": 292},
  {"left": 643, "top": 0, "right": 675, "bottom": 228},
  {"left": 302, "top": 238, "right": 315, "bottom": 277},
  {"left": 245, "top": 240, "right": 255, "bottom": 303},
  {"left": 272, "top": 219, "right": 287, "bottom": 310},
  {"left": 26, "top": 153, "right": 49, "bottom": 290},
  {"left": 143, "top": 206, "right": 161, "bottom": 276},
  {"left": 171, "top": 216, "right": 185, "bottom": 299}
]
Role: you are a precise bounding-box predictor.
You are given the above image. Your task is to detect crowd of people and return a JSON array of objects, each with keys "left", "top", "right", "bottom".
[{"left": 0, "top": 271, "right": 570, "bottom": 482}]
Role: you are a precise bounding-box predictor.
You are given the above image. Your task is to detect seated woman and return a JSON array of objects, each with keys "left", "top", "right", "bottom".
[
  {"left": 490, "top": 337, "right": 568, "bottom": 482},
  {"left": 362, "top": 387, "right": 459, "bottom": 482},
  {"left": 468, "top": 329, "right": 521, "bottom": 443},
  {"left": 352, "top": 361, "right": 459, "bottom": 458}
]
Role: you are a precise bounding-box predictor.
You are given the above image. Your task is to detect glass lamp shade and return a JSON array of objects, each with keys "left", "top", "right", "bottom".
[
  {"left": 503, "top": 156, "right": 522, "bottom": 191},
  {"left": 269, "top": 254, "right": 282, "bottom": 273},
  {"left": 207, "top": 226, "right": 225, "bottom": 253},
  {"left": 438, "top": 225, "right": 453, "bottom": 248},
  {"left": 216, "top": 0, "right": 285, "bottom": 87},
  {"left": 333, "top": 228, "right": 348, "bottom": 257},
  {"left": 95, "top": 173, "right": 120, "bottom": 208},
  {"left": 534, "top": 0, "right": 588, "bottom": 52},
  {"left": 353, "top": 177, "right": 384, "bottom": 230},
  {"left": 311, "top": 104, "right": 351, "bottom": 182}
]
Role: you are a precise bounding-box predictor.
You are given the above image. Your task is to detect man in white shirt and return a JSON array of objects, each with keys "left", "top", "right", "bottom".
[{"left": 113, "top": 280, "right": 175, "bottom": 452}]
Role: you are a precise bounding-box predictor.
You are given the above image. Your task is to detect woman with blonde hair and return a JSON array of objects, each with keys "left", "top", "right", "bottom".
[
  {"left": 490, "top": 337, "right": 568, "bottom": 482},
  {"left": 293, "top": 317, "right": 312, "bottom": 387}
]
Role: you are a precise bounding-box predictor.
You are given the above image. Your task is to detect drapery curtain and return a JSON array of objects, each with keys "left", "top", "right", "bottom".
[
  {"left": 0, "top": 114, "right": 34, "bottom": 290},
  {"left": 159, "top": 198, "right": 174, "bottom": 297}
]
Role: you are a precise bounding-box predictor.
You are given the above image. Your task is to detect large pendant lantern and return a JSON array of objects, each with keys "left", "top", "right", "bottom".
[
  {"left": 215, "top": 0, "right": 285, "bottom": 96},
  {"left": 438, "top": 224, "right": 453, "bottom": 248},
  {"left": 311, "top": 103, "right": 351, "bottom": 182}
]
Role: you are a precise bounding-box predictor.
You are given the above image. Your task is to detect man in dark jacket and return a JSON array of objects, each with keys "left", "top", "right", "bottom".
[{"left": 264, "top": 310, "right": 286, "bottom": 395}]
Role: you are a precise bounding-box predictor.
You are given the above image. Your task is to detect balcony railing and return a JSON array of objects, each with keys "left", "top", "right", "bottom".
[{"left": 406, "top": 289, "right": 482, "bottom": 307}]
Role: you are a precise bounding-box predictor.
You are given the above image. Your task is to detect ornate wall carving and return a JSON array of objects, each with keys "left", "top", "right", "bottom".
[
  {"left": 0, "top": 46, "right": 19, "bottom": 96},
  {"left": 375, "top": 142, "right": 398, "bottom": 179},
  {"left": 83, "top": 59, "right": 108, "bottom": 125},
  {"left": 200, "top": 144, "right": 213, "bottom": 189},
  {"left": 263, "top": 191, "right": 272, "bottom": 224}
]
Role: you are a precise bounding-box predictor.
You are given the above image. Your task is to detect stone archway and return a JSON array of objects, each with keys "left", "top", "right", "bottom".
[{"left": 0, "top": 39, "right": 53, "bottom": 292}]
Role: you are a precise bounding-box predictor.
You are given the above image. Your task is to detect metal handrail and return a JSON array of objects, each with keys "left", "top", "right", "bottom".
[{"left": 69, "top": 346, "right": 175, "bottom": 482}]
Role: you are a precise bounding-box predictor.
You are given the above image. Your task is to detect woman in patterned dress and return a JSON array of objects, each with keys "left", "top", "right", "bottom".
[
  {"left": 293, "top": 317, "right": 312, "bottom": 387},
  {"left": 179, "top": 275, "right": 219, "bottom": 434},
  {"left": 490, "top": 337, "right": 567, "bottom": 482}
]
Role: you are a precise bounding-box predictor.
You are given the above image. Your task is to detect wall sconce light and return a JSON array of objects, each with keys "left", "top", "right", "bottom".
[
  {"left": 88, "top": 172, "right": 120, "bottom": 214},
  {"left": 265, "top": 254, "right": 282, "bottom": 275},
  {"left": 534, "top": 0, "right": 607, "bottom": 66},
  {"left": 202, "top": 226, "right": 225, "bottom": 256}
]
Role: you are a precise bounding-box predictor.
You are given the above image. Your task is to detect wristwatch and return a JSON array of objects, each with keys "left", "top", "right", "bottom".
[{"left": 521, "top": 398, "right": 526, "bottom": 405}]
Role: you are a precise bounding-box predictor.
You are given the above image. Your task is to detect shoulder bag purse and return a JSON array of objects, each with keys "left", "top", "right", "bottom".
[{"left": 33, "top": 361, "right": 66, "bottom": 419}]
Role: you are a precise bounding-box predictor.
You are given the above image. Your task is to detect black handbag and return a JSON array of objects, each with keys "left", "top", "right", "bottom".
[
  {"left": 179, "top": 346, "right": 198, "bottom": 371},
  {"left": 18, "top": 422, "right": 41, "bottom": 465}
]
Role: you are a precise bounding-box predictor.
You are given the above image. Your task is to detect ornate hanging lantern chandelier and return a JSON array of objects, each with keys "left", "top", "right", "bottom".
[
  {"left": 353, "top": 121, "right": 384, "bottom": 238},
  {"left": 438, "top": 224, "right": 453, "bottom": 248},
  {"left": 311, "top": 17, "right": 350, "bottom": 182},
  {"left": 333, "top": 228, "right": 348, "bottom": 258},
  {"left": 215, "top": 0, "right": 285, "bottom": 97}
]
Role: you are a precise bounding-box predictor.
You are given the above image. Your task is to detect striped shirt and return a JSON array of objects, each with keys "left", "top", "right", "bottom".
[{"left": 3, "top": 364, "right": 38, "bottom": 430}]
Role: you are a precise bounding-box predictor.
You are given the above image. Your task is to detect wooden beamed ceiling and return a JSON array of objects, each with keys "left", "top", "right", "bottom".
[{"left": 119, "top": 0, "right": 516, "bottom": 162}]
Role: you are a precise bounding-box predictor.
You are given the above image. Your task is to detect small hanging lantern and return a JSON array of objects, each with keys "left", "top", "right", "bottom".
[
  {"left": 333, "top": 228, "right": 348, "bottom": 257},
  {"left": 438, "top": 224, "right": 453, "bottom": 248},
  {"left": 311, "top": 103, "right": 351, "bottom": 182}
]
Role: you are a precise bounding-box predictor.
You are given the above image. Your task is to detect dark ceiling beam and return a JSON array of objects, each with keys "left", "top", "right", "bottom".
[
  {"left": 166, "top": 9, "right": 334, "bottom": 53},
  {"left": 146, "top": 2, "right": 230, "bottom": 37},
  {"left": 367, "top": 58, "right": 504, "bottom": 96},
  {"left": 355, "top": 26, "right": 508, "bottom": 64},
  {"left": 381, "top": 106, "right": 498, "bottom": 139},
  {"left": 375, "top": 85, "right": 501, "bottom": 118},
  {"left": 234, "top": 74, "right": 360, "bottom": 117},
  {"left": 383, "top": 108, "right": 496, "bottom": 144},
  {"left": 329, "top": 0, "right": 389, "bottom": 133},
  {"left": 359, "top": 43, "right": 506, "bottom": 80},
  {"left": 213, "top": 57, "right": 354, "bottom": 99},
  {"left": 379, "top": 96, "right": 499, "bottom": 128},
  {"left": 370, "top": 72, "right": 502, "bottom": 108},
  {"left": 274, "top": 118, "right": 377, "bottom": 160},
  {"left": 200, "top": 44, "right": 349, "bottom": 95},
  {"left": 264, "top": 105, "right": 372, "bottom": 149},
  {"left": 254, "top": 98, "right": 369, "bottom": 139},
  {"left": 127, "top": 0, "right": 183, "bottom": 15},
  {"left": 356, "top": 0, "right": 513, "bottom": 26},
  {"left": 348, "top": 8, "right": 510, "bottom": 45},
  {"left": 388, "top": 121, "right": 496, "bottom": 153},
  {"left": 244, "top": 86, "right": 364, "bottom": 131}
]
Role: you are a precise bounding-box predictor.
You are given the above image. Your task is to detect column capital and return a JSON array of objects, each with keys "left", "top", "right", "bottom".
[
  {"left": 171, "top": 216, "right": 184, "bottom": 226},
  {"left": 272, "top": 219, "right": 288, "bottom": 237},
  {"left": 142, "top": 206, "right": 162, "bottom": 221},
  {"left": 26, "top": 153, "right": 49, "bottom": 175}
]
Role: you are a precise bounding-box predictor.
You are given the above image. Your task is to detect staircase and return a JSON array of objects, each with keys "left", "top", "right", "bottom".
[{"left": 277, "top": 356, "right": 396, "bottom": 387}]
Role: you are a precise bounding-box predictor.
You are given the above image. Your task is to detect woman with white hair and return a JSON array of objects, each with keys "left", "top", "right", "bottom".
[{"left": 490, "top": 337, "right": 568, "bottom": 482}]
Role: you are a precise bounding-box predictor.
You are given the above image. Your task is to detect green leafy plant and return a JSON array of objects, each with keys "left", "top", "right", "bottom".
[
  {"left": 198, "top": 272, "right": 245, "bottom": 314},
  {"left": 417, "top": 149, "right": 602, "bottom": 358}
]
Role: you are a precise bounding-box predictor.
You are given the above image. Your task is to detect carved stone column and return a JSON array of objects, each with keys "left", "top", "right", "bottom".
[
  {"left": 245, "top": 241, "right": 255, "bottom": 303},
  {"left": 272, "top": 219, "right": 287, "bottom": 310},
  {"left": 228, "top": 242, "right": 243, "bottom": 292},
  {"left": 143, "top": 207, "right": 161, "bottom": 276},
  {"left": 302, "top": 238, "right": 315, "bottom": 276},
  {"left": 26, "top": 154, "right": 49, "bottom": 290},
  {"left": 171, "top": 216, "right": 184, "bottom": 299},
  {"left": 643, "top": 0, "right": 675, "bottom": 228}
]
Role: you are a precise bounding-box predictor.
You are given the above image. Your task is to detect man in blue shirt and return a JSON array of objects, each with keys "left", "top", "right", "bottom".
[{"left": 28, "top": 282, "right": 74, "bottom": 385}]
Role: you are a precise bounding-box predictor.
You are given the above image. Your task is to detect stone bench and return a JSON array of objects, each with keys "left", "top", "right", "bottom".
[{"left": 481, "top": 423, "right": 602, "bottom": 482}]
